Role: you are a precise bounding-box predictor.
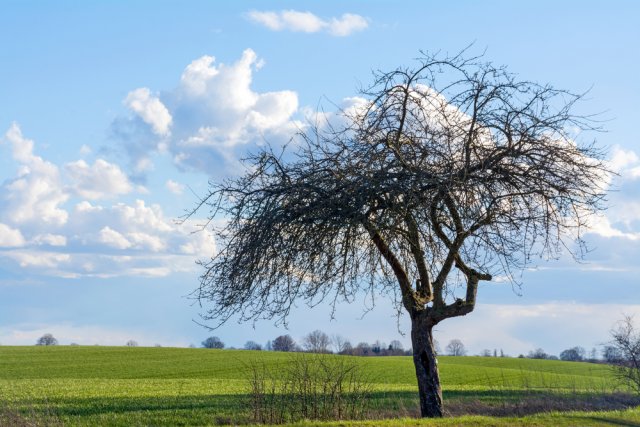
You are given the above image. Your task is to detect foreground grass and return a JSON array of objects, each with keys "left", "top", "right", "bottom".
[
  {"left": 290, "top": 407, "right": 640, "bottom": 426},
  {"left": 0, "top": 346, "right": 637, "bottom": 426}
]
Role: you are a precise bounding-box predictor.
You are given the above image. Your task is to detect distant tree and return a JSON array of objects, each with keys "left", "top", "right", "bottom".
[
  {"left": 202, "top": 336, "right": 225, "bottom": 349},
  {"left": 331, "top": 335, "right": 351, "bottom": 354},
  {"left": 445, "top": 339, "right": 466, "bottom": 356},
  {"left": 36, "top": 334, "right": 58, "bottom": 346},
  {"left": 560, "top": 346, "right": 585, "bottom": 362},
  {"left": 588, "top": 347, "right": 598, "bottom": 362},
  {"left": 388, "top": 340, "right": 404, "bottom": 355},
  {"left": 493, "top": 349, "right": 498, "bottom": 358},
  {"left": 371, "top": 340, "right": 385, "bottom": 355},
  {"left": 353, "top": 342, "right": 371, "bottom": 356},
  {"left": 341, "top": 341, "right": 354, "bottom": 355},
  {"left": 69, "top": 343, "right": 79, "bottom": 346},
  {"left": 126, "top": 340, "right": 139, "bottom": 347},
  {"left": 155, "top": 344, "right": 162, "bottom": 347},
  {"left": 527, "top": 348, "right": 549, "bottom": 359},
  {"left": 302, "top": 330, "right": 331, "bottom": 353},
  {"left": 609, "top": 316, "right": 640, "bottom": 393},
  {"left": 433, "top": 340, "right": 441, "bottom": 356},
  {"left": 500, "top": 349, "right": 505, "bottom": 358},
  {"left": 271, "top": 335, "right": 296, "bottom": 352},
  {"left": 187, "top": 50, "right": 609, "bottom": 417},
  {"left": 602, "top": 345, "right": 623, "bottom": 363},
  {"left": 244, "top": 340, "right": 263, "bottom": 351},
  {"left": 480, "top": 349, "right": 492, "bottom": 357}
]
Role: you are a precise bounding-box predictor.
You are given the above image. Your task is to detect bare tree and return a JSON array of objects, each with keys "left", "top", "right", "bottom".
[
  {"left": 388, "top": 340, "right": 404, "bottom": 355},
  {"left": 244, "top": 340, "right": 263, "bottom": 351},
  {"left": 271, "top": 334, "right": 296, "bottom": 352},
  {"left": 201, "top": 336, "right": 225, "bottom": 349},
  {"left": 302, "top": 330, "right": 331, "bottom": 353},
  {"left": 602, "top": 345, "right": 623, "bottom": 363},
  {"left": 126, "top": 340, "right": 139, "bottom": 347},
  {"left": 527, "top": 348, "right": 549, "bottom": 359},
  {"left": 353, "top": 342, "right": 371, "bottom": 356},
  {"left": 331, "top": 334, "right": 351, "bottom": 354},
  {"left": 445, "top": 339, "right": 466, "bottom": 356},
  {"left": 609, "top": 316, "right": 640, "bottom": 394},
  {"left": 189, "top": 50, "right": 608, "bottom": 417},
  {"left": 35, "top": 333, "right": 58, "bottom": 346}
]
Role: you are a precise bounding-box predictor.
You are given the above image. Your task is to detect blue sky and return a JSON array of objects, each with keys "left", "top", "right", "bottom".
[{"left": 1, "top": 1, "right": 639, "bottom": 356}]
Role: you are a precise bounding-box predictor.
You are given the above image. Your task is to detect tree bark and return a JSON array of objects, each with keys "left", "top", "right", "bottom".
[{"left": 411, "top": 311, "right": 443, "bottom": 417}]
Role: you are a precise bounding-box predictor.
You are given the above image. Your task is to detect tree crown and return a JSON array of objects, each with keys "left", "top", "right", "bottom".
[{"left": 190, "top": 51, "right": 609, "bottom": 327}]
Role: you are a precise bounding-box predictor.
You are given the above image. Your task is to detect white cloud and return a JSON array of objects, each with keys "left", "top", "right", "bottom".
[
  {"left": 6, "top": 250, "right": 71, "bottom": 268},
  {"left": 65, "top": 159, "right": 133, "bottom": 199},
  {"left": 99, "top": 226, "right": 132, "bottom": 249},
  {"left": 0, "top": 223, "right": 26, "bottom": 247},
  {"left": 113, "top": 49, "right": 300, "bottom": 175},
  {"left": 586, "top": 214, "right": 640, "bottom": 241},
  {"left": 124, "top": 87, "right": 172, "bottom": 136},
  {"left": 0, "top": 323, "right": 185, "bottom": 346},
  {"left": 610, "top": 146, "right": 639, "bottom": 178},
  {"left": 247, "top": 10, "right": 368, "bottom": 36},
  {"left": 327, "top": 13, "right": 369, "bottom": 36},
  {"left": 2, "top": 123, "right": 69, "bottom": 227},
  {"left": 128, "top": 232, "right": 166, "bottom": 252},
  {"left": 437, "top": 302, "right": 640, "bottom": 356},
  {"left": 32, "top": 233, "right": 67, "bottom": 247},
  {"left": 165, "top": 179, "right": 185, "bottom": 195}
]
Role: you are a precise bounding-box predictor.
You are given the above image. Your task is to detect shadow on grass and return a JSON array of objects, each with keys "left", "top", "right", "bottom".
[{"left": 5, "top": 389, "right": 640, "bottom": 424}]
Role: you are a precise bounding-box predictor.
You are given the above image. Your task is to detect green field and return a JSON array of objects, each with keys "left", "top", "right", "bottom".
[{"left": 0, "top": 346, "right": 637, "bottom": 426}]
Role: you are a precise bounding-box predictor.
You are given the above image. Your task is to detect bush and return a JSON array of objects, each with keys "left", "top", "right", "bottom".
[
  {"left": 560, "top": 346, "right": 585, "bottom": 361},
  {"left": 609, "top": 316, "right": 640, "bottom": 394},
  {"left": 247, "top": 353, "right": 372, "bottom": 423},
  {"left": 271, "top": 335, "right": 296, "bottom": 352},
  {"left": 202, "top": 336, "right": 225, "bottom": 349},
  {"left": 35, "top": 334, "right": 58, "bottom": 346}
]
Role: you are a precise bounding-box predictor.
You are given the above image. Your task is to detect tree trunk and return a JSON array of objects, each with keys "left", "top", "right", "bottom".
[{"left": 411, "top": 312, "right": 443, "bottom": 417}]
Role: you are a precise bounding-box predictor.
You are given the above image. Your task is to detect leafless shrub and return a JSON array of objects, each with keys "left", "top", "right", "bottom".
[
  {"left": 609, "top": 315, "right": 640, "bottom": 394},
  {"left": 247, "top": 353, "right": 373, "bottom": 424}
]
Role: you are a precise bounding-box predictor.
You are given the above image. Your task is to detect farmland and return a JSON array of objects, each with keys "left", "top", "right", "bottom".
[{"left": 0, "top": 346, "right": 638, "bottom": 426}]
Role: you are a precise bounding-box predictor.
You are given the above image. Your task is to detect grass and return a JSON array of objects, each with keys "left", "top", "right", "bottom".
[{"left": 0, "top": 346, "right": 637, "bottom": 426}]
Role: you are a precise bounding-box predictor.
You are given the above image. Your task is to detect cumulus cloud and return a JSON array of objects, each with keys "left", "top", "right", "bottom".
[
  {"left": 65, "top": 159, "right": 133, "bottom": 199},
  {"left": 99, "top": 226, "right": 132, "bottom": 249},
  {"left": 246, "top": 10, "right": 368, "bottom": 36},
  {"left": 609, "top": 146, "right": 640, "bottom": 180},
  {"left": 0, "top": 223, "right": 26, "bottom": 247},
  {"left": 0, "top": 125, "right": 215, "bottom": 279},
  {"left": 124, "top": 88, "right": 172, "bottom": 136},
  {"left": 113, "top": 49, "right": 300, "bottom": 176},
  {"left": 1, "top": 123, "right": 69, "bottom": 227},
  {"left": 581, "top": 146, "right": 640, "bottom": 241}
]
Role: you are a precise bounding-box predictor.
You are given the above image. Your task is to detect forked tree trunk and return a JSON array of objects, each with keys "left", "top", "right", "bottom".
[{"left": 411, "top": 312, "right": 443, "bottom": 417}]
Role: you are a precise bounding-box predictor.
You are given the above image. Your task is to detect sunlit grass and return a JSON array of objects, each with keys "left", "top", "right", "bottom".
[{"left": 0, "top": 346, "right": 636, "bottom": 426}]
